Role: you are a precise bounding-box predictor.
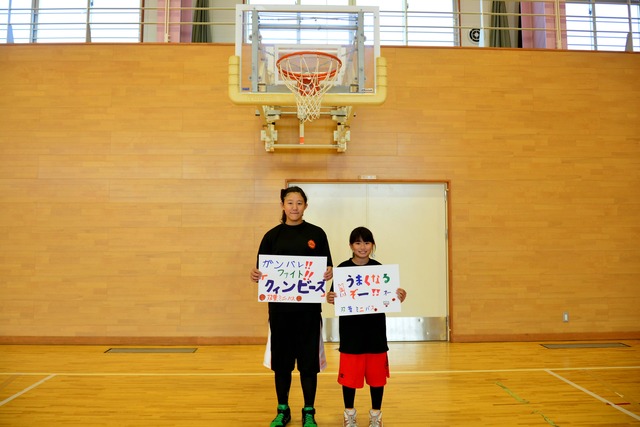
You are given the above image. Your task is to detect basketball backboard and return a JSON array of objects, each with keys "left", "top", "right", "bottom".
[
  {"left": 228, "top": 5, "right": 386, "bottom": 151},
  {"left": 230, "top": 5, "right": 385, "bottom": 107}
]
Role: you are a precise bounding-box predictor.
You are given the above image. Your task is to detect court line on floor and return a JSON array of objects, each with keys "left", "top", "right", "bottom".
[
  {"left": 394, "top": 366, "right": 640, "bottom": 375},
  {"left": 1, "top": 372, "right": 275, "bottom": 377},
  {"left": 0, "top": 374, "right": 56, "bottom": 407},
  {"left": 2, "top": 365, "right": 639, "bottom": 377},
  {"left": 545, "top": 369, "right": 640, "bottom": 421}
]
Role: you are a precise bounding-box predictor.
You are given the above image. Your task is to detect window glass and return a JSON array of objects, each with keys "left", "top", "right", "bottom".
[
  {"left": 356, "top": 0, "right": 403, "bottom": 12},
  {"left": 566, "top": 3, "right": 594, "bottom": 50},
  {"left": 2, "top": 0, "right": 140, "bottom": 43},
  {"left": 300, "top": 0, "right": 349, "bottom": 5},
  {"left": 407, "top": 1, "right": 455, "bottom": 46},
  {"left": 247, "top": 0, "right": 297, "bottom": 4},
  {"left": 254, "top": 11, "right": 354, "bottom": 45},
  {"left": 356, "top": 0, "right": 403, "bottom": 45},
  {"left": 566, "top": 1, "right": 640, "bottom": 51},
  {"left": 3, "top": 0, "right": 636, "bottom": 49},
  {"left": 2, "top": 0, "right": 36, "bottom": 43},
  {"left": 36, "top": 0, "right": 88, "bottom": 42},
  {"left": 408, "top": 1, "right": 452, "bottom": 13},
  {"left": 244, "top": 0, "right": 457, "bottom": 46},
  {"left": 593, "top": 3, "right": 634, "bottom": 50},
  {"left": 89, "top": 0, "right": 140, "bottom": 42}
]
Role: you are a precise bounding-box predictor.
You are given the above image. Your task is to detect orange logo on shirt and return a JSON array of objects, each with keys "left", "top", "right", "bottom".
[{"left": 308, "top": 240, "right": 316, "bottom": 249}]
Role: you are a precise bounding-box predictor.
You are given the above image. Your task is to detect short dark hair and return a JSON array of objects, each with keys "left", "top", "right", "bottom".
[{"left": 349, "top": 226, "right": 375, "bottom": 245}]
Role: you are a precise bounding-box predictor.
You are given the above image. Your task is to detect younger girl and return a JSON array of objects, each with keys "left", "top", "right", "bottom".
[{"left": 327, "top": 226, "right": 407, "bottom": 427}]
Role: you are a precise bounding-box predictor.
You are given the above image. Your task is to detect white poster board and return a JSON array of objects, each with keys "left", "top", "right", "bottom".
[
  {"left": 333, "top": 264, "right": 401, "bottom": 316},
  {"left": 257, "top": 255, "right": 328, "bottom": 303}
]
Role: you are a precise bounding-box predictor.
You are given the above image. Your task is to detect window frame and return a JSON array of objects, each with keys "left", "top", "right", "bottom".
[
  {"left": 2, "top": 0, "right": 142, "bottom": 43},
  {"left": 565, "top": 0, "right": 640, "bottom": 51}
]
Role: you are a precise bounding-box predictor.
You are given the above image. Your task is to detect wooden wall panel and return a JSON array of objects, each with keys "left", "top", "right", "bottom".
[{"left": 0, "top": 44, "right": 638, "bottom": 343}]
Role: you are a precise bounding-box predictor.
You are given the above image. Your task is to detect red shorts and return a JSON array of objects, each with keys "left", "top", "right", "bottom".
[{"left": 337, "top": 352, "right": 389, "bottom": 389}]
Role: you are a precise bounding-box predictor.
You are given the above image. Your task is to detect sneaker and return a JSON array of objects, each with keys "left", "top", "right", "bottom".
[
  {"left": 368, "top": 410, "right": 383, "bottom": 427},
  {"left": 301, "top": 406, "right": 318, "bottom": 427},
  {"left": 343, "top": 408, "right": 358, "bottom": 427},
  {"left": 270, "top": 404, "right": 291, "bottom": 427}
]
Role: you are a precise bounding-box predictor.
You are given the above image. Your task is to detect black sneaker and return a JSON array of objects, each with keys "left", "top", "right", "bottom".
[
  {"left": 270, "top": 404, "right": 291, "bottom": 427},
  {"left": 302, "top": 406, "right": 318, "bottom": 427}
]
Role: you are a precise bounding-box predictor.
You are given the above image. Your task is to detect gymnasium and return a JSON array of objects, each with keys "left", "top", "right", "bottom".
[{"left": 1, "top": 1, "right": 639, "bottom": 425}]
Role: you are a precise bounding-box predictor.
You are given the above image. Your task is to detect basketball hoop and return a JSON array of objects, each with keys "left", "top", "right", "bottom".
[{"left": 276, "top": 51, "right": 342, "bottom": 122}]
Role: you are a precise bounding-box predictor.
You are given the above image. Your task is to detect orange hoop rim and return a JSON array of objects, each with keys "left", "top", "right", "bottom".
[{"left": 276, "top": 51, "right": 343, "bottom": 82}]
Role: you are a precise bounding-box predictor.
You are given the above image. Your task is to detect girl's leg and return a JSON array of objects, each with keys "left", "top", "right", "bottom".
[
  {"left": 342, "top": 385, "right": 356, "bottom": 408},
  {"left": 370, "top": 386, "right": 384, "bottom": 410},
  {"left": 274, "top": 370, "right": 292, "bottom": 405},
  {"left": 342, "top": 386, "right": 358, "bottom": 427},
  {"left": 300, "top": 372, "right": 317, "bottom": 407}
]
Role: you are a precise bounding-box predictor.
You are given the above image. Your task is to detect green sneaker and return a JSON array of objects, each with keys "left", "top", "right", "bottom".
[
  {"left": 270, "top": 404, "right": 291, "bottom": 427},
  {"left": 302, "top": 406, "right": 317, "bottom": 427}
]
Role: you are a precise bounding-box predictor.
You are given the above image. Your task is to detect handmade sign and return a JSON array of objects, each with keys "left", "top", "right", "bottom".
[
  {"left": 257, "top": 255, "right": 328, "bottom": 303},
  {"left": 333, "top": 264, "right": 401, "bottom": 316}
]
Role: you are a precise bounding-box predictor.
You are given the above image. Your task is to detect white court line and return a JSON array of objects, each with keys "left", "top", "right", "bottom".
[
  {"left": 0, "top": 374, "right": 56, "bottom": 407},
  {"left": 3, "top": 365, "right": 639, "bottom": 377},
  {"left": 394, "top": 366, "right": 640, "bottom": 375},
  {"left": 3, "top": 372, "right": 275, "bottom": 377},
  {"left": 546, "top": 369, "right": 640, "bottom": 421}
]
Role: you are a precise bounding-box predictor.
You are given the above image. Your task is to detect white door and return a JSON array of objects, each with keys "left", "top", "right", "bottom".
[{"left": 289, "top": 181, "right": 449, "bottom": 341}]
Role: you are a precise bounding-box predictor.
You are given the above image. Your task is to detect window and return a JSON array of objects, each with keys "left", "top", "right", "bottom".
[
  {"left": 247, "top": 0, "right": 457, "bottom": 46},
  {"left": 3, "top": 0, "right": 638, "bottom": 50},
  {"left": 566, "top": 0, "right": 640, "bottom": 51},
  {"left": 406, "top": 1, "right": 457, "bottom": 46},
  {"left": 1, "top": 0, "right": 140, "bottom": 43},
  {"left": 2, "top": 0, "right": 32, "bottom": 43}
]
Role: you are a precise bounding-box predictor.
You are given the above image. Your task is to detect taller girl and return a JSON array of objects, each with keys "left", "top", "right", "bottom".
[{"left": 250, "top": 186, "right": 334, "bottom": 427}]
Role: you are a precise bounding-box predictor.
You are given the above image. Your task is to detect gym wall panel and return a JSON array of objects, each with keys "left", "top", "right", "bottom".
[
  {"left": 0, "top": 179, "right": 110, "bottom": 202},
  {"left": 0, "top": 43, "right": 638, "bottom": 343},
  {"left": 108, "top": 130, "right": 257, "bottom": 156}
]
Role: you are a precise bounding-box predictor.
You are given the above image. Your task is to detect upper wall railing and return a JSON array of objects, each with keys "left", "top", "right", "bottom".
[{"left": 1, "top": 1, "right": 638, "bottom": 51}]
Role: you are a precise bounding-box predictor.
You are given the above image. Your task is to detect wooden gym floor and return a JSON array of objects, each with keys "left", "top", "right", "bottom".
[{"left": 0, "top": 341, "right": 639, "bottom": 426}]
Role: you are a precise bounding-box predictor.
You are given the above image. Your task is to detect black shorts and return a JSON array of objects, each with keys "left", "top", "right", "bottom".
[{"left": 268, "top": 310, "right": 322, "bottom": 374}]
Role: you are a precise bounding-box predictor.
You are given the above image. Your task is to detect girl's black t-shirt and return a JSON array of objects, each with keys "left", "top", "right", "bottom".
[
  {"left": 335, "top": 258, "right": 389, "bottom": 354},
  {"left": 257, "top": 221, "right": 333, "bottom": 313}
]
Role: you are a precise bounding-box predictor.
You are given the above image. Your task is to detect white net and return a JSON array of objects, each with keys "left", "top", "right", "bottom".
[{"left": 276, "top": 51, "right": 342, "bottom": 122}]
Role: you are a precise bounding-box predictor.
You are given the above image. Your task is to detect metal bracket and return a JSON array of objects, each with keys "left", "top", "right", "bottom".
[
  {"left": 331, "top": 106, "right": 352, "bottom": 153},
  {"left": 259, "top": 105, "right": 354, "bottom": 152},
  {"left": 260, "top": 106, "right": 281, "bottom": 152}
]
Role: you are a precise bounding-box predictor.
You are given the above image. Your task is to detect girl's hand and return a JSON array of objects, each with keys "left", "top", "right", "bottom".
[
  {"left": 326, "top": 291, "right": 336, "bottom": 304},
  {"left": 323, "top": 266, "right": 333, "bottom": 281},
  {"left": 250, "top": 267, "right": 262, "bottom": 283},
  {"left": 397, "top": 288, "right": 407, "bottom": 302}
]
